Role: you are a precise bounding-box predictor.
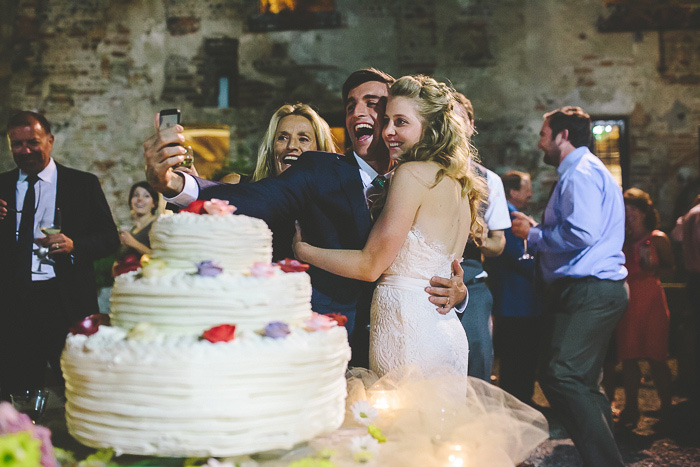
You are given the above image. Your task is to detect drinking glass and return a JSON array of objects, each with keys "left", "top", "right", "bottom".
[
  {"left": 33, "top": 208, "right": 61, "bottom": 272},
  {"left": 518, "top": 239, "right": 533, "bottom": 261},
  {"left": 11, "top": 389, "right": 50, "bottom": 423}
]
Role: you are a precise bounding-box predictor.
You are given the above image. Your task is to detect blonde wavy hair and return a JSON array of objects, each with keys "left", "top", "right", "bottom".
[
  {"left": 373, "top": 75, "right": 485, "bottom": 237},
  {"left": 252, "top": 103, "right": 336, "bottom": 181}
]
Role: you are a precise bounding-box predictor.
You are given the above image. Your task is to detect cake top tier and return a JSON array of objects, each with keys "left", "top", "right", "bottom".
[{"left": 148, "top": 210, "right": 272, "bottom": 274}]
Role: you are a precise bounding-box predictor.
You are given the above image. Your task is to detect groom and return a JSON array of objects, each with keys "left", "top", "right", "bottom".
[{"left": 144, "top": 68, "right": 467, "bottom": 367}]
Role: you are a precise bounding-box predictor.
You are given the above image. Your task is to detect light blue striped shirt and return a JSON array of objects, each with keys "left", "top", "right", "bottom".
[{"left": 528, "top": 146, "right": 627, "bottom": 284}]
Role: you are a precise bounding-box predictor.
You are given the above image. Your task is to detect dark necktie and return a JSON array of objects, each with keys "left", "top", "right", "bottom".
[
  {"left": 371, "top": 174, "right": 387, "bottom": 190},
  {"left": 18, "top": 174, "right": 39, "bottom": 281},
  {"left": 366, "top": 175, "right": 387, "bottom": 208}
]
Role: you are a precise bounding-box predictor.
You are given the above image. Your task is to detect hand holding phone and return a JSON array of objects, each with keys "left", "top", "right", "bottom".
[{"left": 159, "top": 108, "right": 193, "bottom": 169}]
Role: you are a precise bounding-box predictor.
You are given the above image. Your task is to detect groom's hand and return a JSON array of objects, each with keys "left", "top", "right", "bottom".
[
  {"left": 143, "top": 113, "right": 187, "bottom": 197},
  {"left": 426, "top": 259, "right": 467, "bottom": 315}
]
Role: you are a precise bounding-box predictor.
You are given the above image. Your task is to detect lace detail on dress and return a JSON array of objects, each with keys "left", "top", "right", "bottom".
[
  {"left": 370, "top": 228, "right": 469, "bottom": 379},
  {"left": 384, "top": 227, "right": 455, "bottom": 280}
]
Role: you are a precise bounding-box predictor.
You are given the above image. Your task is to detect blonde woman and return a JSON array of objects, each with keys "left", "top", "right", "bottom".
[
  {"left": 294, "top": 76, "right": 484, "bottom": 377},
  {"left": 252, "top": 103, "right": 336, "bottom": 181}
]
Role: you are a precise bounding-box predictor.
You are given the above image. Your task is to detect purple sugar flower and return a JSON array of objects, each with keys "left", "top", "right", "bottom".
[
  {"left": 197, "top": 260, "right": 223, "bottom": 277},
  {"left": 265, "top": 321, "right": 291, "bottom": 339}
]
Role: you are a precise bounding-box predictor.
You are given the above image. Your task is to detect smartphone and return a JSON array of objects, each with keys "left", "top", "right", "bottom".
[
  {"left": 159, "top": 108, "right": 193, "bottom": 168},
  {"left": 159, "top": 108, "right": 180, "bottom": 130}
]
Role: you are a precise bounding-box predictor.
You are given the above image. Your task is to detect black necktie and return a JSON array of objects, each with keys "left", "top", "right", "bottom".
[{"left": 18, "top": 174, "right": 39, "bottom": 281}]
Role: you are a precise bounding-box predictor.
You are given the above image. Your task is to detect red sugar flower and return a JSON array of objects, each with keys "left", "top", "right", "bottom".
[
  {"left": 277, "top": 258, "right": 310, "bottom": 273},
  {"left": 202, "top": 324, "right": 236, "bottom": 343},
  {"left": 326, "top": 313, "right": 348, "bottom": 327},
  {"left": 70, "top": 314, "right": 110, "bottom": 336}
]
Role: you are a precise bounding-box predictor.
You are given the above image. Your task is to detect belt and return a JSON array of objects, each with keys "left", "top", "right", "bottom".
[{"left": 465, "top": 276, "right": 486, "bottom": 286}]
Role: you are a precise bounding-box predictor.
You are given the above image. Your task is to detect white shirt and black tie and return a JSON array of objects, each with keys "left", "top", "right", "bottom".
[{"left": 15, "top": 158, "right": 58, "bottom": 280}]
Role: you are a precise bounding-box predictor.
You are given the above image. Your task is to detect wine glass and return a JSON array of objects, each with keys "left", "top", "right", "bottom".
[
  {"left": 33, "top": 208, "right": 61, "bottom": 273},
  {"left": 518, "top": 239, "right": 533, "bottom": 261},
  {"left": 11, "top": 389, "right": 50, "bottom": 424}
]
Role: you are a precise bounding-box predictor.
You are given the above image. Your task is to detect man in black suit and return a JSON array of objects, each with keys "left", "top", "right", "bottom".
[
  {"left": 144, "top": 69, "right": 467, "bottom": 367},
  {"left": 0, "top": 111, "right": 119, "bottom": 400}
]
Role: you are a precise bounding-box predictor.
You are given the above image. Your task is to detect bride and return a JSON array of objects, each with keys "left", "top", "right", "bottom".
[{"left": 294, "top": 75, "right": 484, "bottom": 378}]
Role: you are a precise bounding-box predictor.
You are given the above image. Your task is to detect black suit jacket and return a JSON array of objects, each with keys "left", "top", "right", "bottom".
[
  {"left": 197, "top": 151, "right": 372, "bottom": 301},
  {"left": 0, "top": 163, "right": 119, "bottom": 324}
]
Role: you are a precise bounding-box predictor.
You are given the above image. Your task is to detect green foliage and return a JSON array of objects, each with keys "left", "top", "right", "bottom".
[{"left": 94, "top": 254, "right": 116, "bottom": 289}]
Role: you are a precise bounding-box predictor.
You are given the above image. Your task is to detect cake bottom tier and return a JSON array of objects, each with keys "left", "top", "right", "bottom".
[{"left": 61, "top": 326, "right": 351, "bottom": 457}]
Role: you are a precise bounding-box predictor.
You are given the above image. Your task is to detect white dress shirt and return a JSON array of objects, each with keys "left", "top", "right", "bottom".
[{"left": 16, "top": 158, "right": 58, "bottom": 280}]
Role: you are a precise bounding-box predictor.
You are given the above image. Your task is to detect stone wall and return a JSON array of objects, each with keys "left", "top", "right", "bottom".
[{"left": 1, "top": 0, "right": 698, "bottom": 227}]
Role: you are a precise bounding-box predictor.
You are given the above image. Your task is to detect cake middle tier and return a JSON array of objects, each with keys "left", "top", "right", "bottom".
[{"left": 110, "top": 269, "right": 312, "bottom": 334}]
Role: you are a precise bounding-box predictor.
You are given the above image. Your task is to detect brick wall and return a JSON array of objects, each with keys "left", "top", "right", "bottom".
[{"left": 0, "top": 0, "right": 698, "bottom": 227}]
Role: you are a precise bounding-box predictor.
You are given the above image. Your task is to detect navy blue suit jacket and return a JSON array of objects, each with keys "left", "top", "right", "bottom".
[{"left": 194, "top": 151, "right": 375, "bottom": 357}]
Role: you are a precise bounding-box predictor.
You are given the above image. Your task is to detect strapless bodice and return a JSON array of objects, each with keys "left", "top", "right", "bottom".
[{"left": 383, "top": 227, "right": 455, "bottom": 281}]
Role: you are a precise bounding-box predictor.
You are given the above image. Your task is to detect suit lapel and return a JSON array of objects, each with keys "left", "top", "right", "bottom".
[{"left": 335, "top": 154, "right": 371, "bottom": 241}]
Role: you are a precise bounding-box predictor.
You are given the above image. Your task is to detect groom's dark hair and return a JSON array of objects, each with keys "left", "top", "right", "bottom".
[{"left": 342, "top": 68, "right": 395, "bottom": 106}]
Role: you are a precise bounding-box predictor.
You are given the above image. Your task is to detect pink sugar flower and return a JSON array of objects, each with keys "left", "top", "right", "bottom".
[
  {"left": 203, "top": 199, "right": 237, "bottom": 215},
  {"left": 249, "top": 262, "right": 278, "bottom": 278},
  {"left": 304, "top": 312, "right": 337, "bottom": 332}
]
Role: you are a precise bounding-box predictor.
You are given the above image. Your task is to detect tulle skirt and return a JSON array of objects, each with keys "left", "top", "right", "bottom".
[{"left": 212, "top": 365, "right": 549, "bottom": 467}]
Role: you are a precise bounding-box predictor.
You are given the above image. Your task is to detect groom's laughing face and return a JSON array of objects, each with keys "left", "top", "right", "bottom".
[{"left": 345, "top": 81, "right": 388, "bottom": 158}]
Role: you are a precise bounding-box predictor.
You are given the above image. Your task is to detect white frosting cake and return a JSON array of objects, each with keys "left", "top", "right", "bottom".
[
  {"left": 61, "top": 208, "right": 351, "bottom": 457},
  {"left": 110, "top": 268, "right": 312, "bottom": 334}
]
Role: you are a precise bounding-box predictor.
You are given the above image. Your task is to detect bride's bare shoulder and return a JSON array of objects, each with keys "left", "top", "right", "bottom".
[{"left": 393, "top": 161, "right": 441, "bottom": 187}]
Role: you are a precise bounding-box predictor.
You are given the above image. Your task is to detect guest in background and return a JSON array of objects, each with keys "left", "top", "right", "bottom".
[
  {"left": 251, "top": 103, "right": 336, "bottom": 181},
  {"left": 0, "top": 111, "right": 119, "bottom": 400},
  {"left": 616, "top": 188, "right": 674, "bottom": 430},
  {"left": 486, "top": 170, "right": 541, "bottom": 404},
  {"left": 672, "top": 194, "right": 700, "bottom": 411},
  {"left": 453, "top": 93, "right": 509, "bottom": 382},
  {"left": 251, "top": 103, "right": 336, "bottom": 260},
  {"left": 512, "top": 106, "right": 628, "bottom": 466},
  {"left": 112, "top": 181, "right": 159, "bottom": 277}
]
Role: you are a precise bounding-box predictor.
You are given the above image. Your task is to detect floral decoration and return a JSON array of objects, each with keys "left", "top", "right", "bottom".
[
  {"left": 249, "top": 262, "right": 277, "bottom": 278},
  {"left": 139, "top": 256, "right": 167, "bottom": 278},
  {"left": 126, "top": 323, "right": 157, "bottom": 341},
  {"left": 202, "top": 324, "right": 236, "bottom": 343},
  {"left": 112, "top": 253, "right": 142, "bottom": 277},
  {"left": 0, "top": 431, "right": 42, "bottom": 467},
  {"left": 197, "top": 260, "right": 224, "bottom": 277},
  {"left": 277, "top": 258, "right": 310, "bottom": 273},
  {"left": 350, "top": 400, "right": 379, "bottom": 426},
  {"left": 181, "top": 200, "right": 207, "bottom": 214},
  {"left": 0, "top": 402, "right": 56, "bottom": 467},
  {"left": 264, "top": 321, "right": 291, "bottom": 339},
  {"left": 203, "top": 199, "right": 237, "bottom": 216},
  {"left": 367, "top": 425, "right": 386, "bottom": 443},
  {"left": 326, "top": 313, "right": 348, "bottom": 327},
  {"left": 303, "top": 313, "right": 337, "bottom": 332},
  {"left": 350, "top": 434, "right": 379, "bottom": 463},
  {"left": 69, "top": 314, "right": 110, "bottom": 337},
  {"left": 181, "top": 199, "right": 237, "bottom": 216}
]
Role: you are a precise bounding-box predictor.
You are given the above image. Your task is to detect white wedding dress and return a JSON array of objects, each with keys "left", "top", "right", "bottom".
[{"left": 369, "top": 227, "right": 469, "bottom": 378}]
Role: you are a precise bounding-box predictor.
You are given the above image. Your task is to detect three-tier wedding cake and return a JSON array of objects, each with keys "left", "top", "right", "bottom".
[{"left": 61, "top": 201, "right": 351, "bottom": 457}]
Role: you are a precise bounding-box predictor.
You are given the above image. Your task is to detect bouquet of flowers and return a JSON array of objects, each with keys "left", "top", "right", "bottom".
[{"left": 0, "top": 401, "right": 55, "bottom": 467}]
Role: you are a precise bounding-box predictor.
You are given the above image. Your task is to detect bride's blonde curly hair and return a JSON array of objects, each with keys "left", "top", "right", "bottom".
[{"left": 373, "top": 75, "right": 486, "bottom": 237}]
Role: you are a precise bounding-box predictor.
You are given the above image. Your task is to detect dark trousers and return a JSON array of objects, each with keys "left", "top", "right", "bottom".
[
  {"left": 0, "top": 279, "right": 70, "bottom": 401},
  {"left": 688, "top": 272, "right": 700, "bottom": 398},
  {"left": 539, "top": 277, "right": 628, "bottom": 467},
  {"left": 494, "top": 315, "right": 542, "bottom": 404}
]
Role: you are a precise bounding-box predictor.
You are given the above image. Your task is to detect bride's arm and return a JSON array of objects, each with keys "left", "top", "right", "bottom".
[{"left": 294, "top": 163, "right": 428, "bottom": 282}]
